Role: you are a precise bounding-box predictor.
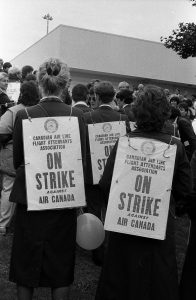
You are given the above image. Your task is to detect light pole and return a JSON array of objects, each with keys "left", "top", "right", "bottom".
[{"left": 43, "top": 13, "right": 53, "bottom": 35}]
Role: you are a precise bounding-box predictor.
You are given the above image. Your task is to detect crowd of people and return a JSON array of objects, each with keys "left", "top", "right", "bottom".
[{"left": 0, "top": 56, "right": 196, "bottom": 300}]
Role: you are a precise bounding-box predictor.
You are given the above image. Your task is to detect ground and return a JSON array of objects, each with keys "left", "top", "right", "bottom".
[{"left": 0, "top": 215, "right": 190, "bottom": 300}]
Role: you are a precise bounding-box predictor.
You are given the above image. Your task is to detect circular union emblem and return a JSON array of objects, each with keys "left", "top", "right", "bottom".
[
  {"left": 44, "top": 118, "right": 58, "bottom": 133},
  {"left": 141, "top": 141, "right": 156, "bottom": 156},
  {"left": 102, "top": 123, "right": 112, "bottom": 133}
]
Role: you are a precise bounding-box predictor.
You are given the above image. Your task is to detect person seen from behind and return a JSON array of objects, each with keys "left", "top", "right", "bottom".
[
  {"left": 95, "top": 85, "right": 191, "bottom": 300},
  {"left": 0, "top": 80, "right": 39, "bottom": 235},
  {"left": 72, "top": 83, "right": 91, "bottom": 113},
  {"left": 21, "top": 65, "right": 34, "bottom": 82},
  {"left": 8, "top": 58, "right": 86, "bottom": 300}
]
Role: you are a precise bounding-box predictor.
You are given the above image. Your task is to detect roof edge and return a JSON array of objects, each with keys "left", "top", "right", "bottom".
[
  {"left": 11, "top": 23, "right": 164, "bottom": 63},
  {"left": 58, "top": 24, "right": 163, "bottom": 45},
  {"left": 10, "top": 25, "right": 62, "bottom": 62}
]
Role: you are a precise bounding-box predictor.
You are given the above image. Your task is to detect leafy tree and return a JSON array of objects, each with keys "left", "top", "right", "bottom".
[
  {"left": 190, "top": 0, "right": 196, "bottom": 6},
  {"left": 160, "top": 1, "right": 196, "bottom": 59}
]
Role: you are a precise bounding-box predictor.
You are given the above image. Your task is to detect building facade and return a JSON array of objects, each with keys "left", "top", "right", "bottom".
[{"left": 11, "top": 24, "right": 196, "bottom": 96}]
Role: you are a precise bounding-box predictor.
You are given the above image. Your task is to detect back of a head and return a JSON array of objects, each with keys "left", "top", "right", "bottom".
[
  {"left": 37, "top": 58, "right": 70, "bottom": 97},
  {"left": 25, "top": 73, "right": 37, "bottom": 82},
  {"left": 8, "top": 67, "right": 21, "bottom": 80},
  {"left": 116, "top": 89, "right": 133, "bottom": 104},
  {"left": 3, "top": 62, "right": 12, "bottom": 71},
  {"left": 134, "top": 85, "right": 170, "bottom": 132},
  {"left": 178, "top": 101, "right": 189, "bottom": 112},
  {"left": 21, "top": 65, "right": 34, "bottom": 80},
  {"left": 72, "top": 84, "right": 88, "bottom": 102},
  {"left": 19, "top": 80, "right": 39, "bottom": 106},
  {"left": 95, "top": 81, "right": 115, "bottom": 103},
  {"left": 118, "top": 81, "right": 129, "bottom": 90}
]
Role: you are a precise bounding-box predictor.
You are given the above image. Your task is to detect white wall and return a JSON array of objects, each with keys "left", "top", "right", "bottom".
[
  {"left": 59, "top": 25, "right": 196, "bottom": 86},
  {"left": 11, "top": 24, "right": 196, "bottom": 87}
]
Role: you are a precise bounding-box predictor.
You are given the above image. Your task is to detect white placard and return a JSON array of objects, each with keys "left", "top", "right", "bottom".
[
  {"left": 7, "top": 82, "right": 20, "bottom": 102},
  {"left": 23, "top": 116, "right": 86, "bottom": 211},
  {"left": 104, "top": 137, "right": 177, "bottom": 240},
  {"left": 88, "top": 121, "right": 126, "bottom": 184}
]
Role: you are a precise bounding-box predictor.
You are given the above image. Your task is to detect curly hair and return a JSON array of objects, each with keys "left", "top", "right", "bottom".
[
  {"left": 133, "top": 85, "right": 170, "bottom": 132},
  {"left": 18, "top": 80, "right": 40, "bottom": 106},
  {"left": 37, "top": 58, "right": 70, "bottom": 96}
]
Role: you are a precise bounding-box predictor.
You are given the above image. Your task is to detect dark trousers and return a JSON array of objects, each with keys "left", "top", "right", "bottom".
[{"left": 180, "top": 220, "right": 196, "bottom": 300}]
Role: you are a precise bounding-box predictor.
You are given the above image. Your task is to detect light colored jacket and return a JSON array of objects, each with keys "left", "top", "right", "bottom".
[{"left": 0, "top": 103, "right": 25, "bottom": 175}]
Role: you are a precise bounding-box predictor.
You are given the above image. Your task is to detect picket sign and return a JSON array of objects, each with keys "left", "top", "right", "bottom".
[
  {"left": 7, "top": 82, "right": 20, "bottom": 103},
  {"left": 104, "top": 136, "right": 177, "bottom": 240},
  {"left": 88, "top": 121, "right": 126, "bottom": 184},
  {"left": 23, "top": 116, "right": 86, "bottom": 211}
]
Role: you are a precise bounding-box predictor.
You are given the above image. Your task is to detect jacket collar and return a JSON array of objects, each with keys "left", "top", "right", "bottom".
[{"left": 40, "top": 96, "right": 63, "bottom": 103}]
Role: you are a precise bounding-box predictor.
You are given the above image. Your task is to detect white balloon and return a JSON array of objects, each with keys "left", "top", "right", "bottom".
[{"left": 76, "top": 213, "right": 105, "bottom": 250}]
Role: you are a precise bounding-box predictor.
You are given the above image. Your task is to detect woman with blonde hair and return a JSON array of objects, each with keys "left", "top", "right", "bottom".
[{"left": 9, "top": 58, "right": 86, "bottom": 300}]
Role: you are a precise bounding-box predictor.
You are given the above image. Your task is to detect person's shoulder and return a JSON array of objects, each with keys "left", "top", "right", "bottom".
[
  {"left": 112, "top": 109, "right": 128, "bottom": 121},
  {"left": 178, "top": 116, "right": 191, "bottom": 126},
  {"left": 84, "top": 109, "right": 96, "bottom": 118},
  {"left": 8, "top": 103, "right": 24, "bottom": 113},
  {"left": 0, "top": 92, "right": 10, "bottom": 104},
  {"left": 118, "top": 112, "right": 128, "bottom": 120},
  {"left": 15, "top": 106, "right": 33, "bottom": 119},
  {"left": 71, "top": 106, "right": 84, "bottom": 116},
  {"left": 170, "top": 135, "right": 182, "bottom": 146}
]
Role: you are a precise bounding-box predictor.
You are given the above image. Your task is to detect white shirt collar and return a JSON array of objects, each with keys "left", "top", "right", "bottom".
[
  {"left": 99, "top": 104, "right": 112, "bottom": 108},
  {"left": 72, "top": 101, "right": 88, "bottom": 107}
]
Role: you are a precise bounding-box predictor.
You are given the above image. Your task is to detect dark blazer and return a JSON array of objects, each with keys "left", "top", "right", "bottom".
[
  {"left": 84, "top": 105, "right": 128, "bottom": 124},
  {"left": 84, "top": 105, "right": 128, "bottom": 185},
  {"left": 10, "top": 97, "right": 86, "bottom": 205},
  {"left": 0, "top": 91, "right": 11, "bottom": 116},
  {"left": 100, "top": 130, "right": 191, "bottom": 204},
  {"left": 96, "top": 129, "right": 191, "bottom": 300},
  {"left": 177, "top": 116, "right": 196, "bottom": 160},
  {"left": 180, "top": 149, "right": 196, "bottom": 299},
  {"left": 0, "top": 91, "right": 10, "bottom": 105},
  {"left": 73, "top": 103, "right": 92, "bottom": 113}
]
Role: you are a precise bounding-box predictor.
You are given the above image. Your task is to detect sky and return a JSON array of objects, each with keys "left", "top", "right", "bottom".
[{"left": 1, "top": 0, "right": 196, "bottom": 62}]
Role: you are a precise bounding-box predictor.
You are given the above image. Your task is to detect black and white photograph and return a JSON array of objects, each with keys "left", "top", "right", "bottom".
[{"left": 0, "top": 0, "right": 196, "bottom": 299}]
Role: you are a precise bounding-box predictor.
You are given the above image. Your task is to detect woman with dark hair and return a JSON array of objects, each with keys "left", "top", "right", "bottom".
[
  {"left": 0, "top": 80, "right": 39, "bottom": 236},
  {"left": 21, "top": 65, "right": 34, "bottom": 82},
  {"left": 170, "top": 95, "right": 180, "bottom": 108},
  {"left": 8, "top": 58, "right": 86, "bottom": 300},
  {"left": 95, "top": 85, "right": 191, "bottom": 300},
  {"left": 18, "top": 80, "right": 39, "bottom": 106}
]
